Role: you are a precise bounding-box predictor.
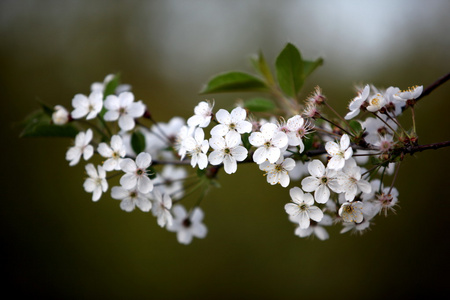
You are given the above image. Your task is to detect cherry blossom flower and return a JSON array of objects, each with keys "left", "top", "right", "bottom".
[
  {"left": 71, "top": 91, "right": 103, "bottom": 120},
  {"left": 290, "top": 214, "right": 333, "bottom": 240},
  {"left": 284, "top": 187, "right": 323, "bottom": 229},
  {"left": 393, "top": 85, "right": 423, "bottom": 101},
  {"left": 152, "top": 165, "right": 187, "bottom": 200},
  {"left": 97, "top": 135, "right": 126, "bottom": 171},
  {"left": 249, "top": 123, "right": 288, "bottom": 164},
  {"left": 175, "top": 125, "right": 195, "bottom": 160},
  {"left": 208, "top": 132, "right": 248, "bottom": 174},
  {"left": 340, "top": 201, "right": 379, "bottom": 234},
  {"left": 366, "top": 92, "right": 386, "bottom": 112},
  {"left": 66, "top": 129, "right": 94, "bottom": 166},
  {"left": 210, "top": 107, "right": 252, "bottom": 139},
  {"left": 119, "top": 152, "right": 153, "bottom": 193},
  {"left": 338, "top": 201, "right": 364, "bottom": 223},
  {"left": 337, "top": 158, "right": 371, "bottom": 201},
  {"left": 259, "top": 157, "right": 295, "bottom": 187},
  {"left": 325, "top": 134, "right": 353, "bottom": 170},
  {"left": 151, "top": 189, "right": 173, "bottom": 228},
  {"left": 345, "top": 84, "right": 370, "bottom": 120},
  {"left": 301, "top": 159, "right": 341, "bottom": 204},
  {"left": 104, "top": 92, "right": 146, "bottom": 131},
  {"left": 52, "top": 105, "right": 69, "bottom": 125},
  {"left": 184, "top": 127, "right": 209, "bottom": 169},
  {"left": 167, "top": 205, "right": 207, "bottom": 245},
  {"left": 282, "top": 115, "right": 313, "bottom": 153},
  {"left": 83, "top": 164, "right": 108, "bottom": 201},
  {"left": 187, "top": 100, "right": 214, "bottom": 128},
  {"left": 111, "top": 186, "right": 152, "bottom": 212}
]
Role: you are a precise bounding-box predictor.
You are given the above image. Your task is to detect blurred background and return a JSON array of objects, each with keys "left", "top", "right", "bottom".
[{"left": 2, "top": 0, "right": 450, "bottom": 299}]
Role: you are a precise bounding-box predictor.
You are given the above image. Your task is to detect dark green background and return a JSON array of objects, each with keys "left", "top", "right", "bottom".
[{"left": 2, "top": 1, "right": 450, "bottom": 299}]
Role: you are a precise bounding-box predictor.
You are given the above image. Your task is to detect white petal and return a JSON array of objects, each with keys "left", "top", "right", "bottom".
[
  {"left": 284, "top": 203, "right": 300, "bottom": 216},
  {"left": 85, "top": 163, "right": 97, "bottom": 178},
  {"left": 120, "top": 198, "right": 135, "bottom": 212},
  {"left": 248, "top": 132, "right": 264, "bottom": 147},
  {"left": 208, "top": 136, "right": 226, "bottom": 150},
  {"left": 111, "top": 186, "right": 129, "bottom": 200},
  {"left": 327, "top": 156, "right": 344, "bottom": 170},
  {"left": 136, "top": 152, "right": 152, "bottom": 168},
  {"left": 279, "top": 174, "right": 290, "bottom": 187},
  {"left": 210, "top": 124, "right": 228, "bottom": 137},
  {"left": 252, "top": 147, "right": 267, "bottom": 164},
  {"left": 271, "top": 132, "right": 288, "bottom": 148},
  {"left": 120, "top": 158, "right": 137, "bottom": 173},
  {"left": 97, "top": 143, "right": 113, "bottom": 157},
  {"left": 120, "top": 173, "right": 137, "bottom": 189},
  {"left": 325, "top": 141, "right": 340, "bottom": 156},
  {"left": 298, "top": 212, "right": 311, "bottom": 229},
  {"left": 231, "top": 146, "right": 248, "bottom": 162},
  {"left": 223, "top": 156, "right": 237, "bottom": 174},
  {"left": 118, "top": 115, "right": 135, "bottom": 131},
  {"left": 83, "top": 145, "right": 94, "bottom": 161},
  {"left": 137, "top": 176, "right": 153, "bottom": 194},
  {"left": 301, "top": 177, "right": 320, "bottom": 192},
  {"left": 266, "top": 147, "right": 281, "bottom": 164},
  {"left": 308, "top": 159, "right": 325, "bottom": 177},
  {"left": 208, "top": 151, "right": 224, "bottom": 165},
  {"left": 236, "top": 120, "right": 252, "bottom": 134},
  {"left": 215, "top": 109, "right": 231, "bottom": 125},
  {"left": 289, "top": 187, "right": 304, "bottom": 204},
  {"left": 308, "top": 206, "right": 324, "bottom": 222},
  {"left": 315, "top": 185, "right": 330, "bottom": 204}
]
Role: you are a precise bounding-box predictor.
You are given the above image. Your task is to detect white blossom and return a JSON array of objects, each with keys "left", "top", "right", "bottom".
[
  {"left": 291, "top": 214, "right": 333, "bottom": 240},
  {"left": 259, "top": 157, "right": 295, "bottom": 187},
  {"left": 104, "top": 92, "right": 146, "bottom": 131},
  {"left": 151, "top": 189, "right": 173, "bottom": 228},
  {"left": 97, "top": 135, "right": 126, "bottom": 171},
  {"left": 284, "top": 187, "right": 323, "bottom": 229},
  {"left": 152, "top": 165, "right": 187, "bottom": 200},
  {"left": 393, "top": 85, "right": 423, "bottom": 101},
  {"left": 71, "top": 91, "right": 103, "bottom": 120},
  {"left": 119, "top": 152, "right": 153, "bottom": 193},
  {"left": 366, "top": 92, "right": 386, "bottom": 112},
  {"left": 345, "top": 84, "right": 370, "bottom": 120},
  {"left": 52, "top": 105, "right": 69, "bottom": 125},
  {"left": 90, "top": 74, "right": 131, "bottom": 94},
  {"left": 184, "top": 127, "right": 209, "bottom": 169},
  {"left": 83, "top": 164, "right": 108, "bottom": 201},
  {"left": 325, "top": 134, "right": 353, "bottom": 170},
  {"left": 210, "top": 107, "right": 252, "bottom": 139},
  {"left": 66, "top": 129, "right": 94, "bottom": 166},
  {"left": 208, "top": 132, "right": 248, "bottom": 174},
  {"left": 111, "top": 186, "right": 152, "bottom": 212},
  {"left": 282, "top": 115, "right": 313, "bottom": 153},
  {"left": 301, "top": 159, "right": 341, "bottom": 204},
  {"left": 337, "top": 158, "right": 371, "bottom": 201},
  {"left": 187, "top": 100, "right": 214, "bottom": 128},
  {"left": 168, "top": 205, "right": 207, "bottom": 245},
  {"left": 340, "top": 201, "right": 379, "bottom": 233},
  {"left": 249, "top": 123, "right": 288, "bottom": 164},
  {"left": 338, "top": 201, "right": 364, "bottom": 223}
]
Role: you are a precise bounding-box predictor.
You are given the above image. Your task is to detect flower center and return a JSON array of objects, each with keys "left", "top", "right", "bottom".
[
  {"left": 264, "top": 141, "right": 272, "bottom": 148},
  {"left": 182, "top": 218, "right": 192, "bottom": 228},
  {"left": 136, "top": 169, "right": 144, "bottom": 176},
  {"left": 321, "top": 177, "right": 328, "bottom": 184},
  {"left": 299, "top": 204, "right": 308, "bottom": 211},
  {"left": 229, "top": 123, "right": 236, "bottom": 130},
  {"left": 224, "top": 147, "right": 231, "bottom": 155}
]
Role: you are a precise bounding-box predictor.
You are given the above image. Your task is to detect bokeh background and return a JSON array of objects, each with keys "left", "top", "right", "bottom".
[{"left": 2, "top": 0, "right": 450, "bottom": 299}]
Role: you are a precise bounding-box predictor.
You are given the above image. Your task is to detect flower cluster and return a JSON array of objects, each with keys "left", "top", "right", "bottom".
[{"left": 24, "top": 44, "right": 447, "bottom": 244}]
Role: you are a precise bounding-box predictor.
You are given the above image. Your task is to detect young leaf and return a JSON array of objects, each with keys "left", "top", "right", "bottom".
[
  {"left": 200, "top": 71, "right": 268, "bottom": 94},
  {"left": 303, "top": 57, "right": 324, "bottom": 79},
  {"left": 243, "top": 97, "right": 276, "bottom": 112},
  {"left": 19, "top": 110, "right": 78, "bottom": 138},
  {"left": 275, "top": 43, "right": 303, "bottom": 98},
  {"left": 250, "top": 51, "right": 275, "bottom": 85},
  {"left": 131, "top": 131, "right": 146, "bottom": 154},
  {"left": 349, "top": 120, "right": 364, "bottom": 135},
  {"left": 103, "top": 73, "right": 121, "bottom": 98}
]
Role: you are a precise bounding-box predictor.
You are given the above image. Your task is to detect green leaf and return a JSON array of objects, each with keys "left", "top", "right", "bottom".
[
  {"left": 103, "top": 73, "right": 121, "bottom": 98},
  {"left": 38, "top": 101, "right": 55, "bottom": 116},
  {"left": 19, "top": 110, "right": 78, "bottom": 138},
  {"left": 243, "top": 97, "right": 276, "bottom": 112},
  {"left": 303, "top": 57, "right": 323, "bottom": 79},
  {"left": 349, "top": 120, "right": 364, "bottom": 135},
  {"left": 275, "top": 43, "right": 303, "bottom": 98},
  {"left": 131, "top": 131, "right": 146, "bottom": 154},
  {"left": 200, "top": 71, "right": 268, "bottom": 94},
  {"left": 250, "top": 51, "right": 275, "bottom": 85}
]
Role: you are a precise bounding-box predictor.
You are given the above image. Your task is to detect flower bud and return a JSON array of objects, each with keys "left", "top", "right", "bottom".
[{"left": 52, "top": 105, "right": 69, "bottom": 125}]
